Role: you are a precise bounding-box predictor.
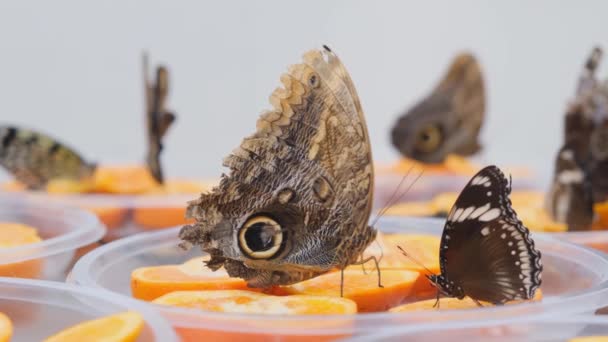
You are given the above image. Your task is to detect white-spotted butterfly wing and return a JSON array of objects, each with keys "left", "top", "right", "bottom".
[{"left": 438, "top": 166, "right": 542, "bottom": 304}]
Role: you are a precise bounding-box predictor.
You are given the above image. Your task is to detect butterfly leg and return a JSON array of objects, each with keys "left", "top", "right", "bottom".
[
  {"left": 351, "top": 255, "right": 384, "bottom": 288},
  {"left": 472, "top": 299, "right": 484, "bottom": 307},
  {"left": 359, "top": 255, "right": 369, "bottom": 275},
  {"left": 340, "top": 268, "right": 345, "bottom": 297},
  {"left": 432, "top": 289, "right": 441, "bottom": 309}
]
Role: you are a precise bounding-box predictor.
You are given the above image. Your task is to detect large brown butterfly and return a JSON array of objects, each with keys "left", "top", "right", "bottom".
[{"left": 180, "top": 46, "right": 377, "bottom": 290}]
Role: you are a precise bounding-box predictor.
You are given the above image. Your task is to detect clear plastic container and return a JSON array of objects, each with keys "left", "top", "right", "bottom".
[
  {"left": 373, "top": 166, "right": 538, "bottom": 209},
  {"left": 0, "top": 277, "right": 177, "bottom": 341},
  {"left": 69, "top": 216, "right": 608, "bottom": 341},
  {"left": 0, "top": 194, "right": 105, "bottom": 280},
  {"left": 7, "top": 190, "right": 201, "bottom": 242},
  {"left": 553, "top": 231, "right": 608, "bottom": 254},
  {"left": 343, "top": 315, "right": 608, "bottom": 341}
]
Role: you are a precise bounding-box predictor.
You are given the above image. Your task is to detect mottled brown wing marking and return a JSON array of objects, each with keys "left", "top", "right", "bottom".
[{"left": 181, "top": 47, "right": 375, "bottom": 287}]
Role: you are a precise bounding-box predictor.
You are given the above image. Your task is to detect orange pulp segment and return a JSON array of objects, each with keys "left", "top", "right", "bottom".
[
  {"left": 93, "top": 165, "right": 159, "bottom": 194},
  {"left": 0, "top": 223, "right": 44, "bottom": 278},
  {"left": 131, "top": 257, "right": 251, "bottom": 301},
  {"left": 43, "top": 311, "right": 144, "bottom": 342},
  {"left": 390, "top": 289, "right": 543, "bottom": 312},
  {"left": 284, "top": 269, "right": 419, "bottom": 312},
  {"left": 153, "top": 290, "right": 357, "bottom": 315},
  {"left": 0, "top": 312, "right": 12, "bottom": 342},
  {"left": 132, "top": 206, "right": 192, "bottom": 230}
]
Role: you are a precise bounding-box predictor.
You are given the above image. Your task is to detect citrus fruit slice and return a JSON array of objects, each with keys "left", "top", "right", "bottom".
[
  {"left": 284, "top": 269, "right": 419, "bottom": 312},
  {"left": 93, "top": 165, "right": 159, "bottom": 194},
  {"left": 43, "top": 311, "right": 144, "bottom": 342},
  {"left": 131, "top": 257, "right": 251, "bottom": 301},
  {"left": 153, "top": 290, "right": 357, "bottom": 315},
  {"left": 0, "top": 222, "right": 43, "bottom": 278},
  {"left": 0, "top": 312, "right": 12, "bottom": 342},
  {"left": 390, "top": 289, "right": 543, "bottom": 312}
]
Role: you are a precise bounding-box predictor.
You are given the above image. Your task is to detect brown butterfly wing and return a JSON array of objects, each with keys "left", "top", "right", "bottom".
[{"left": 180, "top": 47, "right": 375, "bottom": 287}]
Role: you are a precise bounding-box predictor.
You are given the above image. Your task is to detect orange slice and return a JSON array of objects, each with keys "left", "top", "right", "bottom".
[
  {"left": 390, "top": 289, "right": 543, "bottom": 312},
  {"left": 43, "top": 311, "right": 144, "bottom": 342},
  {"left": 0, "top": 181, "right": 26, "bottom": 192},
  {"left": 386, "top": 155, "right": 477, "bottom": 175},
  {"left": 131, "top": 257, "right": 251, "bottom": 301},
  {"left": 430, "top": 192, "right": 458, "bottom": 213},
  {"left": 0, "top": 312, "right": 12, "bottom": 342},
  {"left": 284, "top": 269, "right": 419, "bottom": 312},
  {"left": 0, "top": 222, "right": 43, "bottom": 278},
  {"left": 153, "top": 290, "right": 357, "bottom": 315},
  {"left": 156, "top": 290, "right": 356, "bottom": 341},
  {"left": 93, "top": 165, "right": 159, "bottom": 194},
  {"left": 132, "top": 206, "right": 192, "bottom": 230},
  {"left": 146, "top": 179, "right": 214, "bottom": 195},
  {"left": 375, "top": 234, "right": 440, "bottom": 299},
  {"left": 85, "top": 206, "right": 129, "bottom": 230},
  {"left": 570, "top": 337, "right": 608, "bottom": 342},
  {"left": 594, "top": 201, "right": 608, "bottom": 229},
  {"left": 384, "top": 202, "right": 437, "bottom": 217},
  {"left": 46, "top": 178, "right": 95, "bottom": 194}
]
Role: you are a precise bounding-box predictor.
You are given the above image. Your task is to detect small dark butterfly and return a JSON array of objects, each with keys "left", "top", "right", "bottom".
[
  {"left": 547, "top": 46, "right": 608, "bottom": 230},
  {"left": 143, "top": 52, "right": 176, "bottom": 184},
  {"left": 404, "top": 166, "right": 542, "bottom": 305},
  {"left": 391, "top": 52, "right": 485, "bottom": 164},
  {"left": 0, "top": 126, "right": 96, "bottom": 190}
]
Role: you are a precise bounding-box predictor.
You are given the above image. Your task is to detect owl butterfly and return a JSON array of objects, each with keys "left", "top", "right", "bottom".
[
  {"left": 180, "top": 46, "right": 377, "bottom": 291},
  {"left": 401, "top": 166, "right": 542, "bottom": 306},
  {"left": 391, "top": 52, "right": 485, "bottom": 163},
  {"left": 547, "top": 46, "right": 608, "bottom": 230},
  {"left": 143, "top": 52, "right": 176, "bottom": 184},
  {"left": 0, "top": 126, "right": 96, "bottom": 190}
]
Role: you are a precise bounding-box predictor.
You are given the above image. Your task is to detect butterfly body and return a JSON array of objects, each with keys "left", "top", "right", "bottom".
[
  {"left": 428, "top": 166, "right": 542, "bottom": 304},
  {"left": 0, "top": 126, "right": 96, "bottom": 189},
  {"left": 391, "top": 53, "right": 485, "bottom": 163},
  {"left": 548, "top": 46, "right": 608, "bottom": 229},
  {"left": 180, "top": 46, "right": 376, "bottom": 288},
  {"left": 143, "top": 53, "right": 176, "bottom": 184}
]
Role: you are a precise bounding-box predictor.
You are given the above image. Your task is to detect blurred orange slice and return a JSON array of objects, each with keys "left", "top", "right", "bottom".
[
  {"left": 390, "top": 289, "right": 543, "bottom": 312},
  {"left": 0, "top": 312, "right": 12, "bottom": 342},
  {"left": 0, "top": 223, "right": 43, "bottom": 278},
  {"left": 43, "top": 311, "right": 144, "bottom": 342},
  {"left": 153, "top": 290, "right": 357, "bottom": 315}
]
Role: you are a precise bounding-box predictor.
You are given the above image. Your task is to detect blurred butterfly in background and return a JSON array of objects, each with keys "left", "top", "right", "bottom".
[
  {"left": 0, "top": 126, "right": 97, "bottom": 190},
  {"left": 547, "top": 46, "right": 608, "bottom": 230},
  {"left": 143, "top": 52, "right": 176, "bottom": 184},
  {"left": 391, "top": 52, "right": 486, "bottom": 164},
  {"left": 401, "top": 165, "right": 542, "bottom": 305}
]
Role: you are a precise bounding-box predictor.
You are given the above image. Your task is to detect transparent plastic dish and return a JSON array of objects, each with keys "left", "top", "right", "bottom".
[
  {"left": 343, "top": 315, "right": 608, "bottom": 341},
  {"left": 0, "top": 194, "right": 105, "bottom": 280},
  {"left": 0, "top": 277, "right": 177, "bottom": 341},
  {"left": 373, "top": 166, "right": 537, "bottom": 209},
  {"left": 69, "top": 216, "right": 608, "bottom": 341},
  {"left": 553, "top": 231, "right": 608, "bottom": 254},
  {"left": 5, "top": 187, "right": 206, "bottom": 243}
]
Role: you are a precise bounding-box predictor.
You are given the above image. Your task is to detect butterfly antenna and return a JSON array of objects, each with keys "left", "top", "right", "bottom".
[
  {"left": 396, "top": 245, "right": 435, "bottom": 277},
  {"left": 370, "top": 169, "right": 425, "bottom": 228}
]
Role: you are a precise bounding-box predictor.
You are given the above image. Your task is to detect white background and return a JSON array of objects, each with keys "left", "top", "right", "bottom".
[{"left": 0, "top": 1, "right": 607, "bottom": 187}]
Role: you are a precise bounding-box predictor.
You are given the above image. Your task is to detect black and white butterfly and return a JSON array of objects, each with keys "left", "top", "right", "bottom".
[{"left": 404, "top": 166, "right": 543, "bottom": 305}]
